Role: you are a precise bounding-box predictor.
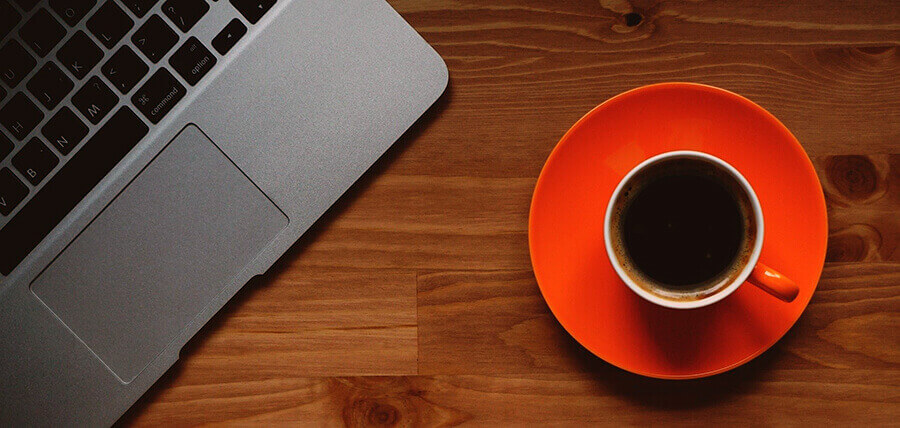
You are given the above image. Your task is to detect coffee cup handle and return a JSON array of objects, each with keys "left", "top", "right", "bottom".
[{"left": 748, "top": 263, "right": 799, "bottom": 302}]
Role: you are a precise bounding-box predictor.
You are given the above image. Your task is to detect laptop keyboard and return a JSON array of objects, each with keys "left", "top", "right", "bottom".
[{"left": 0, "top": 0, "right": 276, "bottom": 275}]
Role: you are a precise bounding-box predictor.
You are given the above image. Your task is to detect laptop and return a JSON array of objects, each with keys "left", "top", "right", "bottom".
[{"left": 0, "top": 0, "right": 447, "bottom": 424}]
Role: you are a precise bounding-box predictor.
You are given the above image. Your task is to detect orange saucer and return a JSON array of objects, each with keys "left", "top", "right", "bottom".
[{"left": 529, "top": 83, "right": 828, "bottom": 379}]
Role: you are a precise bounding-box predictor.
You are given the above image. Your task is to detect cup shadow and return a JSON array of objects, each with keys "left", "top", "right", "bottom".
[
  {"left": 114, "top": 84, "right": 452, "bottom": 426},
  {"left": 633, "top": 296, "right": 719, "bottom": 373},
  {"left": 555, "top": 302, "right": 807, "bottom": 410}
]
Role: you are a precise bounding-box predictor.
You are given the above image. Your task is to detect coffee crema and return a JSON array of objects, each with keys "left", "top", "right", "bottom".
[{"left": 608, "top": 157, "right": 757, "bottom": 301}]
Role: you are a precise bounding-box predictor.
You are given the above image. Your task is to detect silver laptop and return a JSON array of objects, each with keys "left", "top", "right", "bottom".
[{"left": 0, "top": 0, "right": 446, "bottom": 424}]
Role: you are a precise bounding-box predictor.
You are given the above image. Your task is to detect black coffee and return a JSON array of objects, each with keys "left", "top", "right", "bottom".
[{"left": 610, "top": 157, "right": 754, "bottom": 297}]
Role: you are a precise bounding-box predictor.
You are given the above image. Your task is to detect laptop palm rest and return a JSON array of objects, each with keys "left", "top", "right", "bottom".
[{"left": 31, "top": 124, "right": 287, "bottom": 383}]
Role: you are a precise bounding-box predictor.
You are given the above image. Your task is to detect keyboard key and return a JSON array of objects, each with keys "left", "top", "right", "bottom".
[
  {"left": 212, "top": 19, "right": 245, "bottom": 55},
  {"left": 162, "top": 0, "right": 208, "bottom": 32},
  {"left": 0, "top": 86, "right": 6, "bottom": 102},
  {"left": 57, "top": 31, "right": 104, "bottom": 80},
  {"left": 0, "top": 132, "right": 11, "bottom": 161},
  {"left": 0, "top": 168, "right": 28, "bottom": 216},
  {"left": 12, "top": 137, "right": 58, "bottom": 185},
  {"left": 87, "top": 1, "right": 133, "bottom": 49},
  {"left": 49, "top": 0, "right": 97, "bottom": 26},
  {"left": 102, "top": 46, "right": 148, "bottom": 93},
  {"left": 11, "top": 0, "right": 37, "bottom": 12},
  {"left": 73, "top": 76, "right": 118, "bottom": 124},
  {"left": 26, "top": 62, "right": 74, "bottom": 109},
  {"left": 42, "top": 107, "right": 88, "bottom": 155},
  {"left": 169, "top": 37, "right": 216, "bottom": 86},
  {"left": 19, "top": 9, "right": 66, "bottom": 58},
  {"left": 132, "top": 68, "right": 184, "bottom": 123},
  {"left": 121, "top": 0, "right": 159, "bottom": 18},
  {"left": 230, "top": 0, "right": 275, "bottom": 24},
  {"left": 0, "top": 107, "right": 148, "bottom": 275},
  {"left": 0, "top": 1, "right": 21, "bottom": 40},
  {"left": 0, "top": 41, "right": 36, "bottom": 87},
  {"left": 0, "top": 93, "right": 43, "bottom": 140},
  {"left": 132, "top": 14, "right": 178, "bottom": 63}
]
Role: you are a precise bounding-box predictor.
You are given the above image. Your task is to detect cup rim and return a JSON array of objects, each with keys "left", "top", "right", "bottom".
[{"left": 603, "top": 150, "right": 765, "bottom": 309}]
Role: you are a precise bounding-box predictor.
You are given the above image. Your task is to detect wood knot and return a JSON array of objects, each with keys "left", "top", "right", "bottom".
[
  {"left": 344, "top": 399, "right": 400, "bottom": 427},
  {"left": 856, "top": 46, "right": 895, "bottom": 56},
  {"left": 825, "top": 155, "right": 879, "bottom": 201},
  {"left": 842, "top": 46, "right": 899, "bottom": 71},
  {"left": 624, "top": 12, "right": 642, "bottom": 27},
  {"left": 605, "top": 1, "right": 655, "bottom": 37},
  {"left": 826, "top": 224, "right": 883, "bottom": 262},
  {"left": 367, "top": 402, "right": 400, "bottom": 426},
  {"left": 826, "top": 231, "right": 868, "bottom": 262},
  {"left": 612, "top": 10, "right": 646, "bottom": 33}
]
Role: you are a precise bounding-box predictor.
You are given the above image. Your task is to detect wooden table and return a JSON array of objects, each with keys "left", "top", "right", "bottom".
[{"left": 122, "top": 1, "right": 899, "bottom": 425}]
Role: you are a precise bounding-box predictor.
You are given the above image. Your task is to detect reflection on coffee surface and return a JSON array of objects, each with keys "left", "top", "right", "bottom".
[{"left": 609, "top": 157, "right": 756, "bottom": 300}]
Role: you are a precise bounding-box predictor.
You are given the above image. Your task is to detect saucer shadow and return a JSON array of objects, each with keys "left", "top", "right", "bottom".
[
  {"left": 114, "top": 84, "right": 452, "bottom": 426},
  {"left": 556, "top": 298, "right": 807, "bottom": 410}
]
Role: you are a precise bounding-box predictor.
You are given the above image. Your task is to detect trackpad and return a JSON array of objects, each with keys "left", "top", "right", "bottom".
[{"left": 32, "top": 125, "right": 287, "bottom": 382}]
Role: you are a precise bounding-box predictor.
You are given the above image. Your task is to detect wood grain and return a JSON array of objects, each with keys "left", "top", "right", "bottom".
[
  {"left": 163, "top": 267, "right": 417, "bottom": 382},
  {"left": 820, "top": 155, "right": 900, "bottom": 262},
  {"left": 124, "top": 370, "right": 899, "bottom": 426},
  {"left": 122, "top": 0, "right": 899, "bottom": 425},
  {"left": 289, "top": 156, "right": 899, "bottom": 272},
  {"left": 380, "top": 46, "right": 899, "bottom": 181},
  {"left": 417, "top": 264, "right": 900, "bottom": 375}
]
